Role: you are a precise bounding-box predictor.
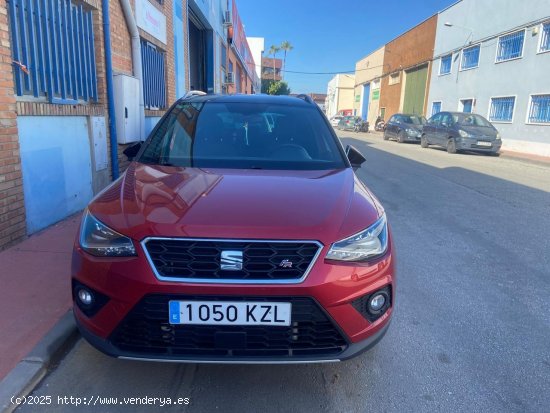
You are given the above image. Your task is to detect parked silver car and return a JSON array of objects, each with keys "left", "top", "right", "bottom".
[{"left": 421, "top": 112, "right": 502, "bottom": 155}]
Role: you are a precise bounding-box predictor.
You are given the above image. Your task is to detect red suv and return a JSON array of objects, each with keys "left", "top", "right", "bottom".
[{"left": 72, "top": 93, "right": 395, "bottom": 363}]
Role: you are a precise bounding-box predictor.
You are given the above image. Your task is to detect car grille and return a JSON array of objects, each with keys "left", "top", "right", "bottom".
[
  {"left": 110, "top": 295, "right": 348, "bottom": 358},
  {"left": 143, "top": 238, "right": 321, "bottom": 282}
]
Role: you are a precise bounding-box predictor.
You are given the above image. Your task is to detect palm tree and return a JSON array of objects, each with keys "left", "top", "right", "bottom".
[
  {"left": 268, "top": 45, "right": 280, "bottom": 81},
  {"left": 280, "top": 41, "right": 293, "bottom": 80}
]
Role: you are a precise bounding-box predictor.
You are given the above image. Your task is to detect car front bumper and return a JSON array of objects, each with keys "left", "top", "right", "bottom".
[
  {"left": 456, "top": 138, "right": 502, "bottom": 152},
  {"left": 72, "top": 236, "right": 395, "bottom": 363}
]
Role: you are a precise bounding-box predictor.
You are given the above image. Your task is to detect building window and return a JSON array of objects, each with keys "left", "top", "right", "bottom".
[
  {"left": 527, "top": 94, "right": 550, "bottom": 124},
  {"left": 539, "top": 22, "right": 550, "bottom": 53},
  {"left": 489, "top": 97, "right": 515, "bottom": 122},
  {"left": 431, "top": 102, "right": 442, "bottom": 116},
  {"left": 388, "top": 72, "right": 400, "bottom": 85},
  {"left": 221, "top": 44, "right": 227, "bottom": 69},
  {"left": 141, "top": 39, "right": 166, "bottom": 109},
  {"left": 439, "top": 54, "right": 452, "bottom": 75},
  {"left": 460, "top": 99, "right": 474, "bottom": 113},
  {"left": 7, "top": 0, "right": 98, "bottom": 103},
  {"left": 496, "top": 30, "right": 525, "bottom": 62},
  {"left": 461, "top": 45, "right": 480, "bottom": 70}
]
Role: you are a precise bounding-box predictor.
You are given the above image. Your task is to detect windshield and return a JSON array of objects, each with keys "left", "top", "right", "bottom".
[
  {"left": 403, "top": 115, "right": 426, "bottom": 125},
  {"left": 452, "top": 114, "right": 493, "bottom": 127},
  {"left": 139, "top": 101, "right": 347, "bottom": 170}
]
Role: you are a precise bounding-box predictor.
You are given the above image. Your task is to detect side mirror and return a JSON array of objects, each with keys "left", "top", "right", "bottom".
[
  {"left": 123, "top": 142, "right": 142, "bottom": 161},
  {"left": 346, "top": 145, "right": 366, "bottom": 170}
]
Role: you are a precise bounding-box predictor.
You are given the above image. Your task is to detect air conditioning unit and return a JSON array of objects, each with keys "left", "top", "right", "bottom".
[
  {"left": 224, "top": 72, "right": 235, "bottom": 85},
  {"left": 224, "top": 10, "right": 232, "bottom": 27}
]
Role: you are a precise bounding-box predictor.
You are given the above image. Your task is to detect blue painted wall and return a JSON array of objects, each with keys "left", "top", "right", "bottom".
[
  {"left": 18, "top": 116, "right": 93, "bottom": 234},
  {"left": 144, "top": 116, "right": 162, "bottom": 137}
]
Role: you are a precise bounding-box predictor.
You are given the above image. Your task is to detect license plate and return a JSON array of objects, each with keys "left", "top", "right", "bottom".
[
  {"left": 477, "top": 141, "right": 492, "bottom": 147},
  {"left": 169, "top": 301, "right": 292, "bottom": 326}
]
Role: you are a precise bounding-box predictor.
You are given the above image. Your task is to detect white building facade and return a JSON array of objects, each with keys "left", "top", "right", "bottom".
[
  {"left": 325, "top": 74, "right": 355, "bottom": 119},
  {"left": 427, "top": 0, "right": 550, "bottom": 157}
]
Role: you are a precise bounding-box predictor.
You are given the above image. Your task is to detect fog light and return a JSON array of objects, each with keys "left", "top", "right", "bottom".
[
  {"left": 369, "top": 293, "right": 386, "bottom": 312},
  {"left": 78, "top": 289, "right": 93, "bottom": 306}
]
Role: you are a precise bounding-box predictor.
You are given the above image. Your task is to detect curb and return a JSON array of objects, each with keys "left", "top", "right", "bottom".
[{"left": 0, "top": 311, "right": 79, "bottom": 413}]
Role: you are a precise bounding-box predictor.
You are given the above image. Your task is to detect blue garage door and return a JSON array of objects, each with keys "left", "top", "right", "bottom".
[
  {"left": 18, "top": 116, "right": 93, "bottom": 234},
  {"left": 361, "top": 83, "right": 370, "bottom": 120}
]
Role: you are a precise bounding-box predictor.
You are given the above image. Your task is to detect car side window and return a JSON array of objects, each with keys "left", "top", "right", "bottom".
[
  {"left": 429, "top": 114, "right": 441, "bottom": 125},
  {"left": 441, "top": 114, "right": 452, "bottom": 127}
]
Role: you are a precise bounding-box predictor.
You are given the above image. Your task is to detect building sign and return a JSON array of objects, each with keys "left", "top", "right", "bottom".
[
  {"left": 355, "top": 95, "right": 360, "bottom": 102},
  {"left": 136, "top": 0, "right": 167, "bottom": 44},
  {"left": 372, "top": 90, "right": 380, "bottom": 100}
]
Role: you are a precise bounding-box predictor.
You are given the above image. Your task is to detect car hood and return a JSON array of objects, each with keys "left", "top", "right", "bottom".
[
  {"left": 88, "top": 163, "right": 383, "bottom": 245},
  {"left": 458, "top": 125, "right": 497, "bottom": 138}
]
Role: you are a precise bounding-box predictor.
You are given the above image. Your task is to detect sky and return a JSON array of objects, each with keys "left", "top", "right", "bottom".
[{"left": 237, "top": 0, "right": 457, "bottom": 94}]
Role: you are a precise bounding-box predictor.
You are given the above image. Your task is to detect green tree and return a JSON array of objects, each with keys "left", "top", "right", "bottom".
[
  {"left": 280, "top": 41, "right": 293, "bottom": 80},
  {"left": 267, "top": 81, "right": 290, "bottom": 96},
  {"left": 261, "top": 79, "right": 275, "bottom": 93},
  {"left": 267, "top": 45, "right": 280, "bottom": 81}
]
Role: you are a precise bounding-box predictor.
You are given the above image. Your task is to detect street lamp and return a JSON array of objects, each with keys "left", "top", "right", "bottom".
[{"left": 444, "top": 22, "right": 474, "bottom": 44}]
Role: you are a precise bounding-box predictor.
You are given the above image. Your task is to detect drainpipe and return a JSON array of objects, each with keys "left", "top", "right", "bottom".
[
  {"left": 102, "top": 0, "right": 119, "bottom": 179},
  {"left": 120, "top": 0, "right": 145, "bottom": 142}
]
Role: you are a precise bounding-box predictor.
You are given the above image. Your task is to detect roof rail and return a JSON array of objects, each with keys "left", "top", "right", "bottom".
[
  {"left": 182, "top": 90, "right": 207, "bottom": 99},
  {"left": 295, "top": 94, "right": 315, "bottom": 105}
]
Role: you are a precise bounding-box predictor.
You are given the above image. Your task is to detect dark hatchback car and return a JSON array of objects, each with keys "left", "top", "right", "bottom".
[
  {"left": 421, "top": 112, "right": 502, "bottom": 155},
  {"left": 337, "top": 116, "right": 361, "bottom": 131},
  {"left": 383, "top": 114, "right": 426, "bottom": 143}
]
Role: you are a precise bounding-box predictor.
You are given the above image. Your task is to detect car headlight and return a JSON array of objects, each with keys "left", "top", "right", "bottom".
[
  {"left": 79, "top": 210, "right": 136, "bottom": 257},
  {"left": 458, "top": 129, "right": 472, "bottom": 138},
  {"left": 326, "top": 214, "right": 388, "bottom": 262},
  {"left": 495, "top": 133, "right": 501, "bottom": 140}
]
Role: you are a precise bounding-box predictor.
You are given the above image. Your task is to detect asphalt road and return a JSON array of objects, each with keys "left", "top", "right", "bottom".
[{"left": 18, "top": 132, "right": 550, "bottom": 413}]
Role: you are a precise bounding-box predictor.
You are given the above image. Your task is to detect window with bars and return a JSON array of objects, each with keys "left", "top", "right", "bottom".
[
  {"left": 140, "top": 39, "right": 166, "bottom": 110},
  {"left": 527, "top": 95, "right": 550, "bottom": 124},
  {"left": 496, "top": 30, "right": 525, "bottom": 62},
  {"left": 439, "top": 54, "right": 452, "bottom": 75},
  {"left": 489, "top": 97, "right": 515, "bottom": 122},
  {"left": 461, "top": 45, "right": 480, "bottom": 70},
  {"left": 7, "top": 0, "right": 97, "bottom": 103},
  {"left": 431, "top": 102, "right": 442, "bottom": 116},
  {"left": 539, "top": 22, "right": 550, "bottom": 52}
]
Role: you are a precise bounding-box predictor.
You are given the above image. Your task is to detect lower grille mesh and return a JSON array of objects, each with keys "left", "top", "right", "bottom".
[{"left": 110, "top": 295, "right": 348, "bottom": 358}]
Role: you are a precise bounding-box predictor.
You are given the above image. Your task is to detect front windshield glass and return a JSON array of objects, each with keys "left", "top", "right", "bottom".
[
  {"left": 404, "top": 115, "right": 426, "bottom": 125},
  {"left": 139, "top": 101, "right": 347, "bottom": 170},
  {"left": 453, "top": 114, "right": 493, "bottom": 127}
]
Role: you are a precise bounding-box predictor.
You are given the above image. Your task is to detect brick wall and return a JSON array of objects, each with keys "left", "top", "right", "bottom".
[
  {"left": 0, "top": 0, "right": 184, "bottom": 250},
  {"left": 0, "top": 0, "right": 25, "bottom": 249},
  {"left": 379, "top": 15, "right": 437, "bottom": 119}
]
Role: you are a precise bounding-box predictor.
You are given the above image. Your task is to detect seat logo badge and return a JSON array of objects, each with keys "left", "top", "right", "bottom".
[
  {"left": 279, "top": 259, "right": 293, "bottom": 268},
  {"left": 220, "top": 251, "right": 243, "bottom": 271}
]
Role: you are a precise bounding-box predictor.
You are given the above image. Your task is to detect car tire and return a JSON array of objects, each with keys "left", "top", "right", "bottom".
[
  {"left": 421, "top": 135, "right": 429, "bottom": 148},
  {"left": 398, "top": 131, "right": 406, "bottom": 143},
  {"left": 447, "top": 139, "right": 458, "bottom": 154},
  {"left": 383, "top": 130, "right": 389, "bottom": 140}
]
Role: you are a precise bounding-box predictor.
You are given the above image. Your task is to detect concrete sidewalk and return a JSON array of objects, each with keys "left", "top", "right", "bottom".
[{"left": 0, "top": 215, "right": 79, "bottom": 380}]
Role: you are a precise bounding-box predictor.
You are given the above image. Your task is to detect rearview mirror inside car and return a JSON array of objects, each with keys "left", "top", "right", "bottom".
[{"left": 346, "top": 145, "right": 366, "bottom": 170}]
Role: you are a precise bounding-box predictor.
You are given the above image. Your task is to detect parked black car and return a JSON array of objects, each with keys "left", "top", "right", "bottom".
[
  {"left": 421, "top": 112, "right": 502, "bottom": 155},
  {"left": 383, "top": 114, "right": 426, "bottom": 143}
]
